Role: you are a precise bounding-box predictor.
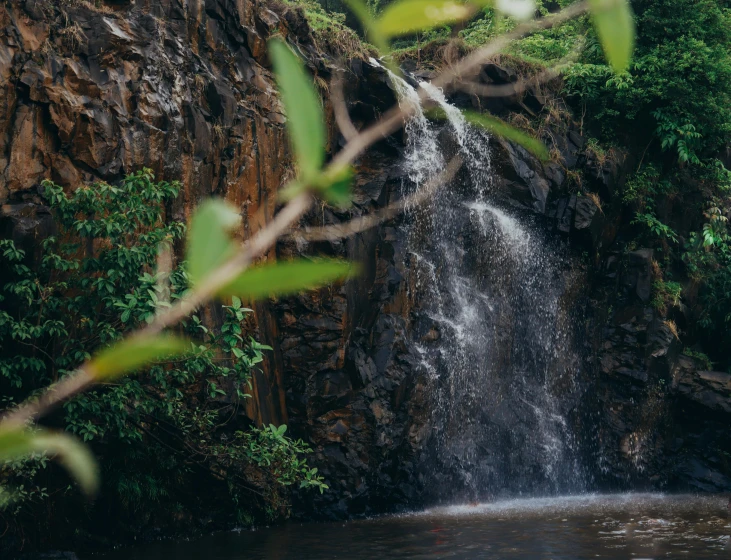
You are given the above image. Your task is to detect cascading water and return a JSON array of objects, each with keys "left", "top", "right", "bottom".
[{"left": 376, "top": 60, "right": 587, "bottom": 502}]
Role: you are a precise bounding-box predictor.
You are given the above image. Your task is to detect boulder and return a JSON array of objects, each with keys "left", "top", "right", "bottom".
[{"left": 676, "top": 369, "right": 731, "bottom": 414}]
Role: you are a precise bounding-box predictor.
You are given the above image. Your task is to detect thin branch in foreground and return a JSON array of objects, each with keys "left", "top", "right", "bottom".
[
  {"left": 458, "top": 67, "right": 561, "bottom": 98},
  {"left": 0, "top": 1, "right": 590, "bottom": 432},
  {"left": 331, "top": 1, "right": 589, "bottom": 168},
  {"left": 331, "top": 69, "right": 358, "bottom": 141},
  {"left": 290, "top": 156, "right": 462, "bottom": 243},
  {"left": 455, "top": 41, "right": 585, "bottom": 98}
]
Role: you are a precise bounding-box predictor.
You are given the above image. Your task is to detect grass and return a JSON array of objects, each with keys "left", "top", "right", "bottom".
[
  {"left": 585, "top": 192, "right": 603, "bottom": 213},
  {"left": 651, "top": 280, "right": 683, "bottom": 315},
  {"left": 682, "top": 347, "right": 714, "bottom": 370},
  {"left": 664, "top": 319, "right": 680, "bottom": 340},
  {"left": 282, "top": 0, "right": 373, "bottom": 59}
]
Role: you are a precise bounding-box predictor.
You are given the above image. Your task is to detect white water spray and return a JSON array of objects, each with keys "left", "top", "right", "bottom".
[
  {"left": 378, "top": 61, "right": 586, "bottom": 500},
  {"left": 371, "top": 59, "right": 443, "bottom": 187}
]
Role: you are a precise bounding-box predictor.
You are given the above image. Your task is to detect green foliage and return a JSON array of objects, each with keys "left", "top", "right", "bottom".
[
  {"left": 652, "top": 109, "right": 703, "bottom": 165},
  {"left": 683, "top": 197, "right": 731, "bottom": 353},
  {"left": 651, "top": 279, "right": 682, "bottom": 314},
  {"left": 682, "top": 347, "right": 714, "bottom": 370},
  {"left": 225, "top": 424, "right": 328, "bottom": 493},
  {"left": 623, "top": 165, "right": 682, "bottom": 245},
  {"left": 632, "top": 212, "right": 678, "bottom": 243},
  {"left": 269, "top": 39, "right": 327, "bottom": 181},
  {"left": 621, "top": 164, "right": 669, "bottom": 207},
  {"left": 564, "top": 0, "right": 731, "bottom": 157},
  {"left": 0, "top": 171, "right": 325, "bottom": 524},
  {"left": 220, "top": 259, "right": 355, "bottom": 300},
  {"left": 460, "top": 8, "right": 512, "bottom": 48},
  {"left": 587, "top": 0, "right": 635, "bottom": 73}
]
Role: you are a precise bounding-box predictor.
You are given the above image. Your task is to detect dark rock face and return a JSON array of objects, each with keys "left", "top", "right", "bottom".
[
  {"left": 2, "top": 0, "right": 731, "bottom": 533},
  {"left": 586, "top": 235, "right": 730, "bottom": 492},
  {"left": 677, "top": 369, "right": 731, "bottom": 414}
]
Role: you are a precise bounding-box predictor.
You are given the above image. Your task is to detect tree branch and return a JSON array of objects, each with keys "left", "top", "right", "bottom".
[
  {"left": 331, "top": 1, "right": 588, "bottom": 167},
  {"left": 455, "top": 40, "right": 584, "bottom": 98},
  {"left": 0, "top": 1, "right": 590, "bottom": 431},
  {"left": 290, "top": 156, "right": 462, "bottom": 242},
  {"left": 331, "top": 69, "right": 358, "bottom": 141}
]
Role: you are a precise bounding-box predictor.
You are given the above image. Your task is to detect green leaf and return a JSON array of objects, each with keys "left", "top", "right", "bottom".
[
  {"left": 315, "top": 165, "right": 354, "bottom": 209},
  {"left": 0, "top": 427, "right": 99, "bottom": 495},
  {"left": 89, "top": 334, "right": 190, "bottom": 381},
  {"left": 377, "top": 0, "right": 474, "bottom": 38},
  {"left": 218, "top": 259, "right": 357, "bottom": 300},
  {"left": 343, "top": 0, "right": 390, "bottom": 54},
  {"left": 186, "top": 199, "right": 241, "bottom": 288},
  {"left": 588, "top": 0, "right": 635, "bottom": 73},
  {"left": 269, "top": 39, "right": 326, "bottom": 181},
  {"left": 492, "top": 0, "right": 536, "bottom": 20},
  {"left": 462, "top": 111, "right": 550, "bottom": 161},
  {"left": 280, "top": 165, "right": 354, "bottom": 208}
]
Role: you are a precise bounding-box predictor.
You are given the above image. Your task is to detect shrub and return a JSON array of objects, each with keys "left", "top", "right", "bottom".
[{"left": 0, "top": 171, "right": 325, "bottom": 541}]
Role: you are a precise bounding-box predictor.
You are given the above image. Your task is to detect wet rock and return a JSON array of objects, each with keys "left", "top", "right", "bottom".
[
  {"left": 495, "top": 138, "right": 551, "bottom": 212},
  {"left": 677, "top": 369, "right": 731, "bottom": 414},
  {"left": 625, "top": 249, "right": 654, "bottom": 302},
  {"left": 584, "top": 148, "right": 630, "bottom": 201}
]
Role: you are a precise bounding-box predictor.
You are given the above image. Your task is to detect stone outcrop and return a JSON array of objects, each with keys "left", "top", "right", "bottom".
[{"left": 677, "top": 368, "right": 731, "bottom": 414}]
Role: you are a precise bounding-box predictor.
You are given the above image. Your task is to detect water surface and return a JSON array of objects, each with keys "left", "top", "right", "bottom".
[{"left": 102, "top": 494, "right": 731, "bottom": 559}]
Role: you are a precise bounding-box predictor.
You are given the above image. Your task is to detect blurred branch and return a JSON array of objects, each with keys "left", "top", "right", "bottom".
[
  {"left": 455, "top": 41, "right": 584, "bottom": 98},
  {"left": 331, "top": 69, "right": 358, "bottom": 141},
  {"left": 0, "top": 1, "right": 590, "bottom": 431},
  {"left": 291, "top": 156, "right": 462, "bottom": 242}
]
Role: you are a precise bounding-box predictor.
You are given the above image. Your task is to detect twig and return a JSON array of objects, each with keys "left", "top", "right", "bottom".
[
  {"left": 331, "top": 1, "right": 589, "bottom": 168},
  {"left": 636, "top": 138, "right": 653, "bottom": 172},
  {"left": 331, "top": 69, "right": 358, "bottom": 141},
  {"left": 455, "top": 43, "right": 583, "bottom": 98},
  {"left": 0, "top": 2, "right": 590, "bottom": 431},
  {"left": 290, "top": 156, "right": 462, "bottom": 242}
]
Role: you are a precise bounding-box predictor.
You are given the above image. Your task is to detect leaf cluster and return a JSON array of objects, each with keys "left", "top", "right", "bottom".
[{"left": 0, "top": 172, "right": 329, "bottom": 529}]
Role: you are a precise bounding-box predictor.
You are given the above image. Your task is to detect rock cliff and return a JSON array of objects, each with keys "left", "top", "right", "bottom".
[{"left": 1, "top": 0, "right": 730, "bottom": 533}]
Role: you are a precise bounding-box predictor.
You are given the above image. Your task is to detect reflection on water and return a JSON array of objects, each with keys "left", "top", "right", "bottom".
[{"left": 101, "top": 494, "right": 731, "bottom": 559}]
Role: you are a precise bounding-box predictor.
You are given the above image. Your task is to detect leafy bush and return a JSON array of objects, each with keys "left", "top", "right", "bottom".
[
  {"left": 632, "top": 212, "right": 679, "bottom": 243},
  {"left": 651, "top": 279, "right": 682, "bottom": 314},
  {"left": 682, "top": 347, "right": 715, "bottom": 371},
  {"left": 0, "top": 171, "right": 325, "bottom": 537},
  {"left": 563, "top": 0, "right": 731, "bottom": 157}
]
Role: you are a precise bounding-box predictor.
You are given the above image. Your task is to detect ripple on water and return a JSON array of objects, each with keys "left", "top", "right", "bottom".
[{"left": 102, "top": 488, "right": 730, "bottom": 558}]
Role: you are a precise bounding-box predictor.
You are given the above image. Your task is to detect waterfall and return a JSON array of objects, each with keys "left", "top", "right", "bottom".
[
  {"left": 374, "top": 59, "right": 444, "bottom": 187},
  {"left": 375, "top": 59, "right": 588, "bottom": 502}
]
